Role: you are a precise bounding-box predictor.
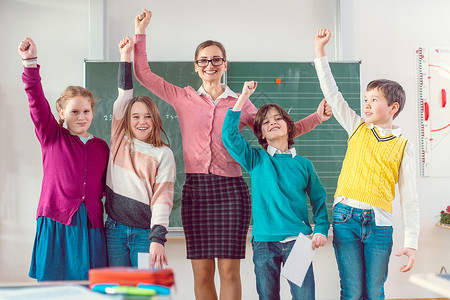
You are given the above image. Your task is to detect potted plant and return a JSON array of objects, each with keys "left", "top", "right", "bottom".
[{"left": 439, "top": 205, "right": 450, "bottom": 228}]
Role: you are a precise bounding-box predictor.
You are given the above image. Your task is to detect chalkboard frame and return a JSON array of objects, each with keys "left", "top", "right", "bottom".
[{"left": 84, "top": 60, "right": 361, "bottom": 234}]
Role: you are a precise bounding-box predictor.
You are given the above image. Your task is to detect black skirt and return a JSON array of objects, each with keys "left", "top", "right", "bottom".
[{"left": 181, "top": 173, "right": 251, "bottom": 259}]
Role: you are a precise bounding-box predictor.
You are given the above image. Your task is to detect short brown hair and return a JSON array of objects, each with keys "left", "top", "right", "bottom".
[
  {"left": 194, "top": 40, "right": 227, "bottom": 61},
  {"left": 123, "top": 96, "right": 170, "bottom": 147},
  {"left": 253, "top": 104, "right": 296, "bottom": 150},
  {"left": 366, "top": 79, "right": 405, "bottom": 119},
  {"left": 56, "top": 86, "right": 96, "bottom": 126}
]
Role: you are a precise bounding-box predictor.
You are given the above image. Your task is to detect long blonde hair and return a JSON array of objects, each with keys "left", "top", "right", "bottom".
[
  {"left": 56, "top": 86, "right": 96, "bottom": 126},
  {"left": 123, "top": 96, "right": 170, "bottom": 147}
]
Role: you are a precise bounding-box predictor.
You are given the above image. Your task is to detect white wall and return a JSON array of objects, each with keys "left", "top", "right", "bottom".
[{"left": 1, "top": 0, "right": 449, "bottom": 299}]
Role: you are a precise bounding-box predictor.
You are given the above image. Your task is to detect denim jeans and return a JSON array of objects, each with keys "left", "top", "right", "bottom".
[
  {"left": 105, "top": 216, "right": 150, "bottom": 267},
  {"left": 332, "top": 202, "right": 393, "bottom": 300},
  {"left": 252, "top": 239, "right": 315, "bottom": 300}
]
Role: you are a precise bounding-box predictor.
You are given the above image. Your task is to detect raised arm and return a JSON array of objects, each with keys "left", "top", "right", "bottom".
[
  {"left": 232, "top": 81, "right": 257, "bottom": 111},
  {"left": 133, "top": 9, "right": 185, "bottom": 105},
  {"left": 18, "top": 37, "right": 59, "bottom": 145},
  {"left": 222, "top": 81, "right": 261, "bottom": 172},
  {"left": 113, "top": 37, "right": 134, "bottom": 120},
  {"left": 18, "top": 37, "right": 37, "bottom": 68},
  {"left": 293, "top": 98, "right": 332, "bottom": 138},
  {"left": 314, "top": 28, "right": 362, "bottom": 134}
]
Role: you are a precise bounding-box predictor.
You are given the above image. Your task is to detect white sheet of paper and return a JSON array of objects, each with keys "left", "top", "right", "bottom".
[
  {"left": 280, "top": 233, "right": 315, "bottom": 287},
  {"left": 0, "top": 286, "right": 111, "bottom": 300},
  {"left": 138, "top": 252, "right": 151, "bottom": 269}
]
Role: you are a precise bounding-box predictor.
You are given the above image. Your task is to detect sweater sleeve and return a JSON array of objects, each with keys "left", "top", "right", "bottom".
[
  {"left": 22, "top": 66, "right": 60, "bottom": 146},
  {"left": 293, "top": 113, "right": 322, "bottom": 137},
  {"left": 314, "top": 56, "right": 363, "bottom": 135},
  {"left": 398, "top": 142, "right": 420, "bottom": 249},
  {"left": 113, "top": 62, "right": 134, "bottom": 119},
  {"left": 133, "top": 34, "right": 186, "bottom": 106},
  {"left": 306, "top": 161, "right": 330, "bottom": 236},
  {"left": 222, "top": 109, "right": 260, "bottom": 172},
  {"left": 111, "top": 62, "right": 134, "bottom": 145},
  {"left": 150, "top": 147, "right": 176, "bottom": 231}
]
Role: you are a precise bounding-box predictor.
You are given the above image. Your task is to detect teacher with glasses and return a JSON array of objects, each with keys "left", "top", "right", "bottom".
[{"left": 133, "top": 9, "right": 324, "bottom": 300}]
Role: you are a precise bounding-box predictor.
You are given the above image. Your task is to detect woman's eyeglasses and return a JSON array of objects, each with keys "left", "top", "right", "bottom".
[{"left": 195, "top": 58, "right": 226, "bottom": 67}]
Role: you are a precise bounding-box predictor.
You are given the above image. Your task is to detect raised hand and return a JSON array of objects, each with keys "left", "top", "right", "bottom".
[
  {"left": 233, "top": 81, "right": 257, "bottom": 111},
  {"left": 118, "top": 36, "right": 134, "bottom": 62},
  {"left": 316, "top": 98, "right": 332, "bottom": 122},
  {"left": 241, "top": 80, "right": 258, "bottom": 97},
  {"left": 315, "top": 28, "right": 332, "bottom": 58},
  {"left": 18, "top": 37, "right": 37, "bottom": 60},
  {"left": 135, "top": 8, "right": 152, "bottom": 34}
]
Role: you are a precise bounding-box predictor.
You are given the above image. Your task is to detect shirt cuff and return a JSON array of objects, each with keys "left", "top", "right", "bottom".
[
  {"left": 149, "top": 225, "right": 168, "bottom": 246},
  {"left": 314, "top": 56, "right": 329, "bottom": 70},
  {"left": 118, "top": 62, "right": 133, "bottom": 90},
  {"left": 134, "top": 34, "right": 146, "bottom": 42}
]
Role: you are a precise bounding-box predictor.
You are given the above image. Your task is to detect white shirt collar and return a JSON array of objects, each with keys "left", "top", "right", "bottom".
[
  {"left": 366, "top": 123, "right": 402, "bottom": 137},
  {"left": 267, "top": 145, "right": 297, "bottom": 158},
  {"left": 197, "top": 84, "right": 238, "bottom": 105}
]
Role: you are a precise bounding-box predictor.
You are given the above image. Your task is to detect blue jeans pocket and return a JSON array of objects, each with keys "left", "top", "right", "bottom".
[
  {"left": 332, "top": 204, "right": 351, "bottom": 223},
  {"left": 105, "top": 217, "right": 117, "bottom": 229},
  {"left": 251, "top": 240, "right": 262, "bottom": 251}
]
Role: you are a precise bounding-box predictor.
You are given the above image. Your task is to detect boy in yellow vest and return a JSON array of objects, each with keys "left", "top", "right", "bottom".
[{"left": 314, "top": 28, "right": 419, "bottom": 300}]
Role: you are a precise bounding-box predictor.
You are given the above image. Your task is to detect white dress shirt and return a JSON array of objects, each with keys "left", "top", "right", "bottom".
[
  {"left": 314, "top": 56, "right": 419, "bottom": 249},
  {"left": 197, "top": 84, "right": 238, "bottom": 105}
]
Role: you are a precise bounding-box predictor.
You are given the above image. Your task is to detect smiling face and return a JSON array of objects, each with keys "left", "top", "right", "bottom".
[
  {"left": 261, "top": 107, "right": 289, "bottom": 145},
  {"left": 364, "top": 87, "right": 399, "bottom": 129},
  {"left": 194, "top": 45, "right": 227, "bottom": 84},
  {"left": 130, "top": 101, "right": 153, "bottom": 142},
  {"left": 59, "top": 96, "right": 93, "bottom": 137}
]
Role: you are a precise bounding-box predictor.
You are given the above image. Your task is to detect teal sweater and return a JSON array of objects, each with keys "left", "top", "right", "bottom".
[{"left": 222, "top": 109, "right": 329, "bottom": 241}]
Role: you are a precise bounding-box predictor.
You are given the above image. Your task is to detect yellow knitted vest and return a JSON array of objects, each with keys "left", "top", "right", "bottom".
[{"left": 335, "top": 122, "right": 408, "bottom": 213}]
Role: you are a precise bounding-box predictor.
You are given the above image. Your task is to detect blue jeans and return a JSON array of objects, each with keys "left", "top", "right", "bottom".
[
  {"left": 332, "top": 203, "right": 393, "bottom": 300},
  {"left": 105, "top": 216, "right": 150, "bottom": 267},
  {"left": 252, "top": 239, "right": 315, "bottom": 300}
]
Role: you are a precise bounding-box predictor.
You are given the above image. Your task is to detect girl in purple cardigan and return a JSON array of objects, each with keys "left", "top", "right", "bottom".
[{"left": 18, "top": 37, "right": 109, "bottom": 281}]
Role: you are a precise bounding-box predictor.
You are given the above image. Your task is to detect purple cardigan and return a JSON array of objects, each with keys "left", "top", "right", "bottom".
[{"left": 22, "top": 66, "right": 109, "bottom": 228}]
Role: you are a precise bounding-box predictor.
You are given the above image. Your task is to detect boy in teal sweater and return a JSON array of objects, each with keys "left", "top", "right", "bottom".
[{"left": 222, "top": 81, "right": 331, "bottom": 300}]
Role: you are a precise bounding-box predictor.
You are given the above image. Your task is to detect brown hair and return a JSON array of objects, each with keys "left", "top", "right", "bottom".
[
  {"left": 253, "top": 104, "right": 296, "bottom": 150},
  {"left": 366, "top": 79, "right": 405, "bottom": 119},
  {"left": 194, "top": 40, "right": 227, "bottom": 61},
  {"left": 123, "top": 96, "right": 169, "bottom": 147},
  {"left": 56, "top": 86, "right": 96, "bottom": 126}
]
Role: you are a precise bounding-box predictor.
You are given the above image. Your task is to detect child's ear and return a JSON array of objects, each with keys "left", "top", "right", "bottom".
[
  {"left": 59, "top": 108, "right": 65, "bottom": 121},
  {"left": 390, "top": 102, "right": 400, "bottom": 116}
]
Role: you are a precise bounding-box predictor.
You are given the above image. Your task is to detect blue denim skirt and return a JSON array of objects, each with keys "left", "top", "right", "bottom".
[{"left": 29, "top": 202, "right": 107, "bottom": 281}]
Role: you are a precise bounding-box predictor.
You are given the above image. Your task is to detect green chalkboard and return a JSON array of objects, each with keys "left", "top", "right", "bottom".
[{"left": 85, "top": 60, "right": 360, "bottom": 229}]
